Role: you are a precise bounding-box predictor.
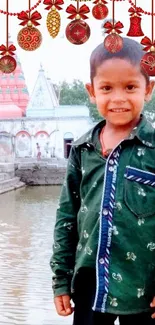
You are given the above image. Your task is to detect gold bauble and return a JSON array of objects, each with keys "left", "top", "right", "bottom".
[{"left": 46, "top": 8, "right": 60, "bottom": 38}]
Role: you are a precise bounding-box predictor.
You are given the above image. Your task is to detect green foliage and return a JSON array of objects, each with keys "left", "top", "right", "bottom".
[
  {"left": 87, "top": 102, "right": 102, "bottom": 122},
  {"left": 57, "top": 79, "right": 101, "bottom": 121},
  {"left": 59, "top": 79, "right": 88, "bottom": 105}
]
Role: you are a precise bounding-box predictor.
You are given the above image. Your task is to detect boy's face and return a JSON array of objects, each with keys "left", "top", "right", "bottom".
[{"left": 86, "top": 58, "right": 155, "bottom": 127}]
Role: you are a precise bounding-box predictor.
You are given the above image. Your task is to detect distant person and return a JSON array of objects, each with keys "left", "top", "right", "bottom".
[
  {"left": 50, "top": 37, "right": 155, "bottom": 324},
  {"left": 44, "top": 142, "right": 49, "bottom": 158},
  {"left": 36, "top": 143, "right": 41, "bottom": 160}
]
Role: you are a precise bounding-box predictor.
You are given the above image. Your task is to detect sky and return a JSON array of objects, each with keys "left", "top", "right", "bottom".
[{"left": 0, "top": 0, "right": 152, "bottom": 95}]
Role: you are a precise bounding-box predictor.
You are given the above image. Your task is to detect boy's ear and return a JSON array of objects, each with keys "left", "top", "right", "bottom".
[
  {"left": 145, "top": 81, "right": 155, "bottom": 102},
  {"left": 85, "top": 83, "right": 96, "bottom": 104}
]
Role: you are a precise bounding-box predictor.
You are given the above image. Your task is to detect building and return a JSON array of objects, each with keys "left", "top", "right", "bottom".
[
  {"left": 0, "top": 56, "right": 29, "bottom": 118},
  {"left": 0, "top": 49, "right": 93, "bottom": 162}
]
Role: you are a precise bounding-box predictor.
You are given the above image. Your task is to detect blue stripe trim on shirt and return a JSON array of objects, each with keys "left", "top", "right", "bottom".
[
  {"left": 125, "top": 166, "right": 155, "bottom": 186},
  {"left": 93, "top": 147, "right": 121, "bottom": 312}
]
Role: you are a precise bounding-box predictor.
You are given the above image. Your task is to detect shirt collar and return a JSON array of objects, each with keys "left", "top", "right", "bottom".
[
  {"left": 73, "top": 114, "right": 155, "bottom": 149},
  {"left": 131, "top": 114, "right": 155, "bottom": 148}
]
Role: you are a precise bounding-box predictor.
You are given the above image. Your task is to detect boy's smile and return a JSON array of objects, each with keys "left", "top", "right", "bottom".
[{"left": 86, "top": 58, "right": 154, "bottom": 130}]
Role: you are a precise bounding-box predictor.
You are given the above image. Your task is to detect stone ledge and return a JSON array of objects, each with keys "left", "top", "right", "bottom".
[
  {"left": 15, "top": 163, "right": 66, "bottom": 185},
  {"left": 0, "top": 181, "right": 26, "bottom": 194}
]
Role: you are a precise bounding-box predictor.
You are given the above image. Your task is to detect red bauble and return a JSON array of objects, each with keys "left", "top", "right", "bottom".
[
  {"left": 127, "top": 16, "right": 144, "bottom": 37},
  {"left": 65, "top": 19, "right": 90, "bottom": 45},
  {"left": 140, "top": 52, "right": 155, "bottom": 76},
  {"left": 104, "top": 33, "right": 123, "bottom": 53},
  {"left": 0, "top": 55, "right": 16, "bottom": 73},
  {"left": 17, "top": 26, "right": 42, "bottom": 51},
  {"left": 92, "top": 4, "right": 108, "bottom": 20}
]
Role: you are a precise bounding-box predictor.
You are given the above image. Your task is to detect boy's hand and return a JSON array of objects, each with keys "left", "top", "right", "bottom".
[
  {"left": 150, "top": 297, "right": 155, "bottom": 318},
  {"left": 54, "top": 294, "right": 74, "bottom": 316}
]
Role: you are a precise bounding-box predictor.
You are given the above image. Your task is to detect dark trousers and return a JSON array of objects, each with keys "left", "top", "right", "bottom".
[{"left": 72, "top": 268, "right": 155, "bottom": 325}]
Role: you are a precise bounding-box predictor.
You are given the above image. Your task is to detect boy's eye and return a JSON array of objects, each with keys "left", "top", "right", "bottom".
[
  {"left": 126, "top": 85, "right": 135, "bottom": 91},
  {"left": 102, "top": 86, "right": 111, "bottom": 91}
]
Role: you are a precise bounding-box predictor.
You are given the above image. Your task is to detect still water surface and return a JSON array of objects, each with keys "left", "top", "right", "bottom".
[{"left": 0, "top": 186, "right": 73, "bottom": 325}]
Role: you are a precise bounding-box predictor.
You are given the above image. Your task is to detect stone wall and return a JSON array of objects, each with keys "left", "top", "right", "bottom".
[
  {"left": 15, "top": 161, "right": 67, "bottom": 185},
  {"left": 0, "top": 115, "right": 93, "bottom": 160}
]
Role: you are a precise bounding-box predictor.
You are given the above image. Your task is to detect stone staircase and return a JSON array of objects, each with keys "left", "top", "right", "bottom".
[{"left": 0, "top": 163, "right": 25, "bottom": 194}]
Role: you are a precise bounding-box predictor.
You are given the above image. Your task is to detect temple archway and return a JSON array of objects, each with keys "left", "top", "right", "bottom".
[
  {"left": 15, "top": 131, "right": 32, "bottom": 158},
  {"left": 34, "top": 131, "right": 49, "bottom": 158}
]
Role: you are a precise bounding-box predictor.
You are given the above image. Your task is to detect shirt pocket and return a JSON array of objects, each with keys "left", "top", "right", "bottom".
[{"left": 124, "top": 166, "right": 155, "bottom": 218}]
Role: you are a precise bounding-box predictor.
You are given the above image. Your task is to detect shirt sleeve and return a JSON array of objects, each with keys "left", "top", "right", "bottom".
[{"left": 50, "top": 145, "right": 81, "bottom": 297}]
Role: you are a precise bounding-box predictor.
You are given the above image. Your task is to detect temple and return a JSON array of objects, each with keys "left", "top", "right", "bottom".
[
  {"left": 0, "top": 40, "right": 93, "bottom": 160},
  {"left": 0, "top": 53, "right": 29, "bottom": 118},
  {"left": 26, "top": 65, "right": 58, "bottom": 117}
]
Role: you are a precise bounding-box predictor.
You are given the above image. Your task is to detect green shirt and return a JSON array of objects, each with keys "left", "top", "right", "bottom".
[{"left": 51, "top": 114, "right": 155, "bottom": 314}]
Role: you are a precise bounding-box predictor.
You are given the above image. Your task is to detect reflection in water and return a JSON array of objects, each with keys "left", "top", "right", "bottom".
[{"left": 0, "top": 186, "right": 73, "bottom": 325}]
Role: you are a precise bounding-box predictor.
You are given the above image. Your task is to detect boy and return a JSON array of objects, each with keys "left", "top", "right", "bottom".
[{"left": 50, "top": 37, "right": 155, "bottom": 324}]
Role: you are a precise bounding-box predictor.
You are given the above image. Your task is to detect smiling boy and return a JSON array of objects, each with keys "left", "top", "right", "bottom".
[{"left": 51, "top": 37, "right": 155, "bottom": 324}]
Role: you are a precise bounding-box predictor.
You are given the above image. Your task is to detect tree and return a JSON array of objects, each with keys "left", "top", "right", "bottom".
[
  {"left": 57, "top": 79, "right": 101, "bottom": 121},
  {"left": 59, "top": 79, "right": 88, "bottom": 105}
]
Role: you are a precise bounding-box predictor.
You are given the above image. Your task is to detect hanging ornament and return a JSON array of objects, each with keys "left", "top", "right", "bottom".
[
  {"left": 103, "top": 0, "right": 124, "bottom": 53},
  {"left": 17, "top": 1, "right": 42, "bottom": 51},
  {"left": 140, "top": 0, "right": 155, "bottom": 76},
  {"left": 127, "top": 1, "right": 144, "bottom": 37},
  {"left": 65, "top": 2, "right": 90, "bottom": 45},
  {"left": 0, "top": 0, "right": 16, "bottom": 73},
  {"left": 0, "top": 46, "right": 16, "bottom": 74},
  {"left": 92, "top": 0, "right": 108, "bottom": 20},
  {"left": 43, "top": 0, "right": 64, "bottom": 38}
]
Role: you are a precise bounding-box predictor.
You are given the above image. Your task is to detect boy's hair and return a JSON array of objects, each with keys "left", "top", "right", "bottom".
[{"left": 90, "top": 37, "right": 149, "bottom": 84}]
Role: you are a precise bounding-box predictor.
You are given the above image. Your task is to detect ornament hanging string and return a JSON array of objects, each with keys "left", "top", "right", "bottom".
[
  {"left": 140, "top": 0, "right": 155, "bottom": 77},
  {"left": 128, "top": 0, "right": 155, "bottom": 16},
  {"left": 0, "top": 0, "right": 16, "bottom": 56},
  {"left": 152, "top": 0, "right": 154, "bottom": 43},
  {"left": 29, "top": 0, "right": 31, "bottom": 19},
  {"left": 0, "top": 0, "right": 17, "bottom": 74},
  {"left": 18, "top": 0, "right": 42, "bottom": 27},
  {"left": 77, "top": 0, "right": 80, "bottom": 13},
  {"left": 110, "top": 0, "right": 155, "bottom": 16},
  {"left": 104, "top": 0, "right": 123, "bottom": 34},
  {"left": 103, "top": 0, "right": 124, "bottom": 53},
  {"left": 1, "top": 0, "right": 16, "bottom": 55},
  {"left": 0, "top": 0, "right": 42, "bottom": 16},
  {"left": 112, "top": 0, "right": 115, "bottom": 25},
  {"left": 141, "top": 0, "right": 155, "bottom": 51},
  {"left": 6, "top": 0, "right": 8, "bottom": 48}
]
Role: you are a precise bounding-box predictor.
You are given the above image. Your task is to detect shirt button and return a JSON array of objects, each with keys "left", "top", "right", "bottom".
[
  {"left": 113, "top": 152, "right": 118, "bottom": 158},
  {"left": 109, "top": 159, "right": 114, "bottom": 165},
  {"left": 109, "top": 166, "right": 114, "bottom": 172},
  {"left": 103, "top": 208, "right": 108, "bottom": 216},
  {"left": 99, "top": 258, "right": 104, "bottom": 264},
  {"left": 115, "top": 202, "right": 122, "bottom": 211}
]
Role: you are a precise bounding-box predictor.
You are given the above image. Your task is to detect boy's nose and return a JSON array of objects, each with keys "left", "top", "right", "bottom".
[{"left": 111, "top": 91, "right": 126, "bottom": 103}]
